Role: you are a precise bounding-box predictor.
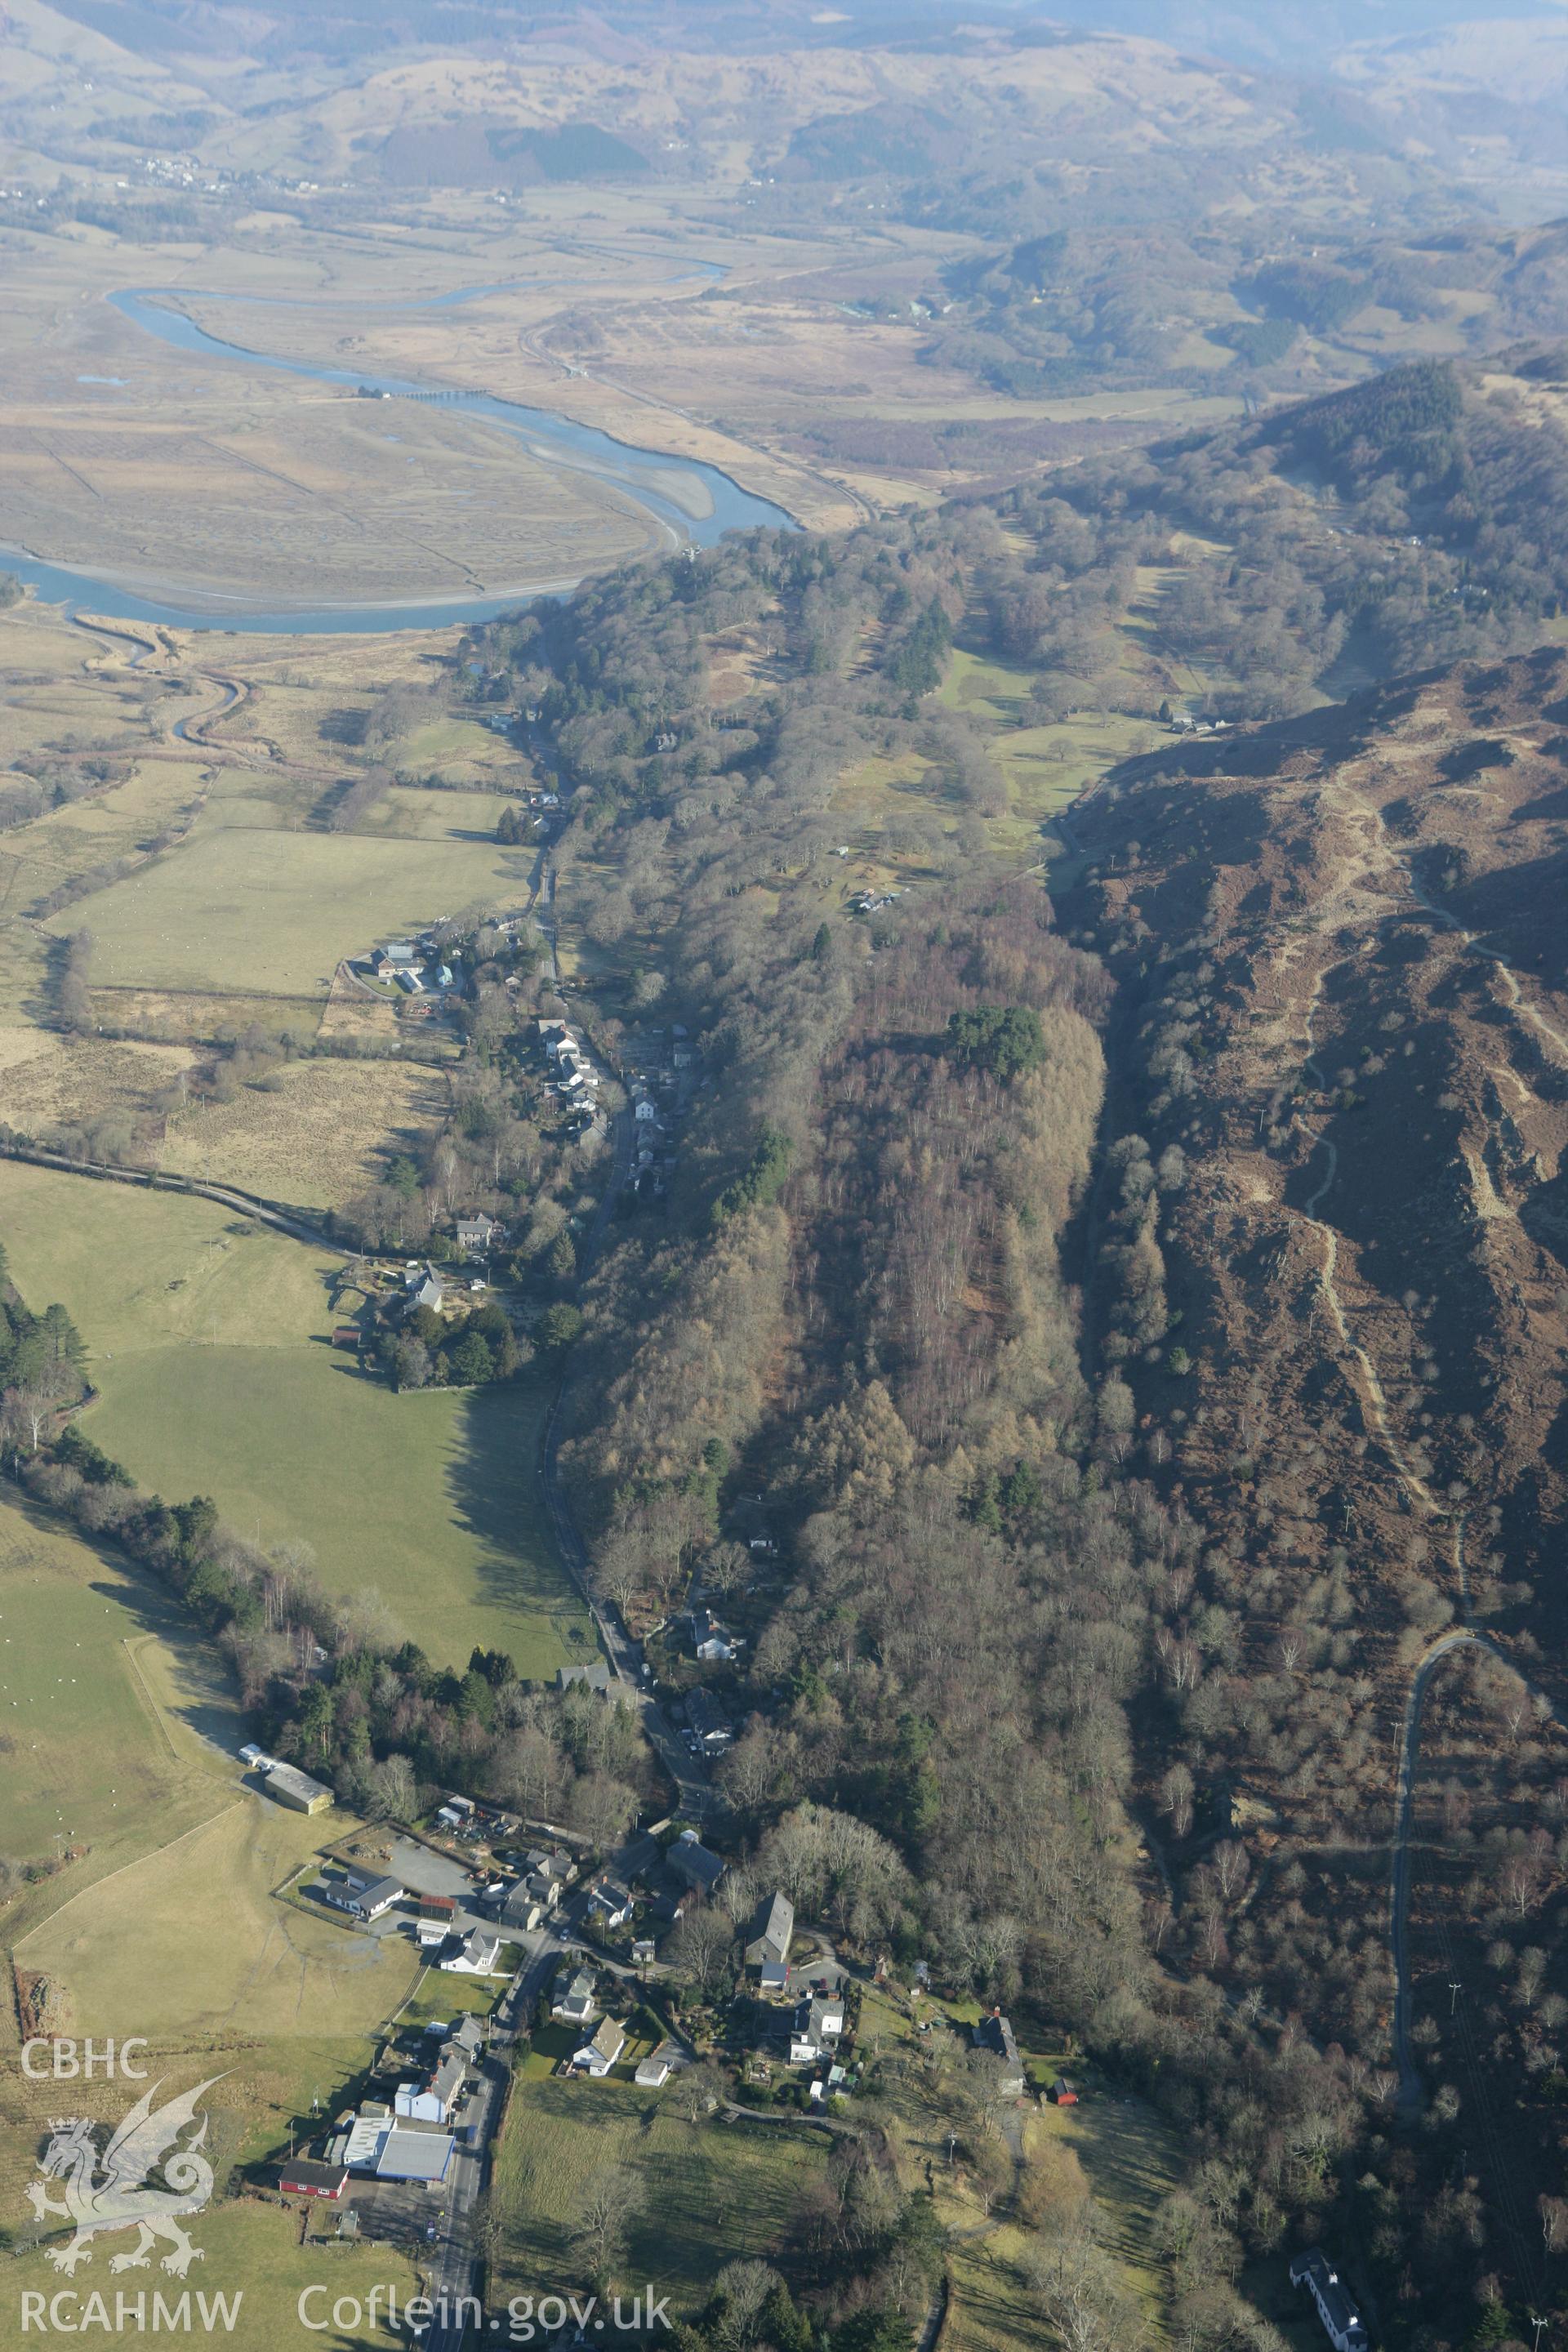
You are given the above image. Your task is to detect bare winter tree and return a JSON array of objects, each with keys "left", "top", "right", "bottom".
[
  {"left": 571, "top": 2165, "right": 642, "bottom": 2283},
  {"left": 706, "top": 2261, "right": 781, "bottom": 2350},
  {"left": 1160, "top": 1762, "right": 1195, "bottom": 1841},
  {"left": 1024, "top": 2207, "right": 1149, "bottom": 2352},
  {"left": 1212, "top": 1840, "right": 1250, "bottom": 1905},
  {"left": 666, "top": 1904, "right": 736, "bottom": 1994},
  {"left": 675, "top": 2058, "right": 726, "bottom": 2125}
]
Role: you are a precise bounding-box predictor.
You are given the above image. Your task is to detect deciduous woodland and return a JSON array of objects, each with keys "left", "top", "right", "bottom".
[{"left": 492, "top": 359, "right": 1568, "bottom": 2347}]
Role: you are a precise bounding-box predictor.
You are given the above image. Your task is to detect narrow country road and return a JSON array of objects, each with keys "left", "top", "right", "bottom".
[
  {"left": 419, "top": 1824, "right": 678, "bottom": 2350},
  {"left": 528, "top": 862, "right": 714, "bottom": 1820},
  {"left": 417, "top": 1930, "right": 581, "bottom": 2350},
  {"left": 535, "top": 1085, "right": 715, "bottom": 1822}
]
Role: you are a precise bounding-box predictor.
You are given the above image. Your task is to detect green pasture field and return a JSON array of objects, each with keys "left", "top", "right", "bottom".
[
  {"left": 993, "top": 714, "right": 1154, "bottom": 823},
  {"left": 938, "top": 646, "right": 1034, "bottom": 720},
  {"left": 938, "top": 646, "right": 1162, "bottom": 853},
  {"left": 940, "top": 2087, "right": 1184, "bottom": 2352},
  {"left": 17, "top": 1795, "right": 415, "bottom": 2051},
  {"left": 91, "top": 1354, "right": 579, "bottom": 1676},
  {"left": 156, "top": 1054, "right": 445, "bottom": 1213},
  {"left": 184, "top": 764, "right": 317, "bottom": 836},
  {"left": 7, "top": 2175, "right": 424, "bottom": 2350},
  {"left": 358, "top": 783, "right": 514, "bottom": 842},
  {"left": 941, "top": 647, "right": 1155, "bottom": 771},
  {"left": 9, "top": 1801, "right": 421, "bottom": 2258},
  {"left": 0, "top": 760, "right": 203, "bottom": 908},
  {"left": 0, "top": 1163, "right": 586, "bottom": 1673},
  {"left": 491, "top": 2078, "right": 828, "bottom": 2310},
  {"left": 0, "top": 1496, "right": 416, "bottom": 2299},
  {"left": 44, "top": 826, "right": 538, "bottom": 998},
  {"left": 823, "top": 649, "right": 1156, "bottom": 884},
  {"left": 1120, "top": 537, "right": 1240, "bottom": 709},
  {"left": 388, "top": 714, "right": 523, "bottom": 779},
  {"left": 0, "top": 1492, "right": 231, "bottom": 1874},
  {"left": 400, "top": 1969, "right": 504, "bottom": 2031}
]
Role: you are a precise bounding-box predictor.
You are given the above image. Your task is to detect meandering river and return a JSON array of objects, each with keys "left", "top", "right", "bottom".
[{"left": 1, "top": 275, "right": 793, "bottom": 635}]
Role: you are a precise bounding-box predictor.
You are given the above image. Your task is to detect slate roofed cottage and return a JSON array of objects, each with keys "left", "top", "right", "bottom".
[
  {"left": 404, "top": 1262, "right": 446, "bottom": 1311},
  {"left": 684, "top": 1686, "right": 729, "bottom": 1744},
  {"left": 1290, "top": 2252, "right": 1370, "bottom": 2352},
  {"left": 744, "top": 1891, "right": 794, "bottom": 1972},
  {"left": 440, "top": 1929, "right": 501, "bottom": 1974},
  {"left": 789, "top": 1993, "right": 845, "bottom": 2064},
  {"left": 552, "top": 1968, "right": 597, "bottom": 2025},
  {"left": 526, "top": 1847, "right": 576, "bottom": 1888},
  {"left": 500, "top": 1882, "right": 546, "bottom": 1933},
  {"left": 666, "top": 1829, "right": 726, "bottom": 1895},
  {"left": 425, "top": 2051, "right": 467, "bottom": 2118},
  {"left": 588, "top": 1878, "right": 635, "bottom": 1928},
  {"left": 972, "top": 2007, "right": 1027, "bottom": 2096},
  {"left": 392, "top": 2051, "right": 465, "bottom": 2126},
  {"left": 574, "top": 2016, "right": 627, "bottom": 2077},
  {"left": 558, "top": 1662, "right": 612, "bottom": 1694}
]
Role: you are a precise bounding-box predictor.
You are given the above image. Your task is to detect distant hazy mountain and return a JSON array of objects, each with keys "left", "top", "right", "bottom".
[
  {"left": 929, "top": 1, "right": 1568, "bottom": 74},
  {"left": 41, "top": 0, "right": 1568, "bottom": 78}
]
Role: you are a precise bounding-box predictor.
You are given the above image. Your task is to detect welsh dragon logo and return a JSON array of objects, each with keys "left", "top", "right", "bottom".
[{"left": 27, "top": 2076, "right": 225, "bottom": 2277}]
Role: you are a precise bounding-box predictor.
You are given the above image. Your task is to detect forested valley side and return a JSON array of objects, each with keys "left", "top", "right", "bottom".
[{"left": 432, "top": 345, "right": 1568, "bottom": 2350}]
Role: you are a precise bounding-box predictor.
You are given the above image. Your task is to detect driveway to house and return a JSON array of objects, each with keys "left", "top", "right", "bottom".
[{"left": 793, "top": 1931, "right": 850, "bottom": 1993}]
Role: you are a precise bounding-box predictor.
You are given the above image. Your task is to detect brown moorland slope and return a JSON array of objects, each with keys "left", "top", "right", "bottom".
[
  {"left": 1066, "top": 649, "right": 1568, "bottom": 2305},
  {"left": 1076, "top": 645, "right": 1568, "bottom": 1628}
]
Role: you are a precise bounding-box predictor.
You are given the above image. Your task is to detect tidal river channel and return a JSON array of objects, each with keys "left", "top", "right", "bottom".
[{"left": 2, "top": 278, "right": 793, "bottom": 635}]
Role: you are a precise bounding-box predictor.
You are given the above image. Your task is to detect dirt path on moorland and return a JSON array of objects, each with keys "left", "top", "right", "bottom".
[{"left": 1267, "top": 775, "right": 1568, "bottom": 2133}]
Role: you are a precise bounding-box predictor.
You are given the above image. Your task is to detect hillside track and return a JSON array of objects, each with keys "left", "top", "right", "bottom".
[
  {"left": 0, "top": 1137, "right": 369, "bottom": 1251},
  {"left": 1263, "top": 773, "right": 1568, "bottom": 2141}
]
